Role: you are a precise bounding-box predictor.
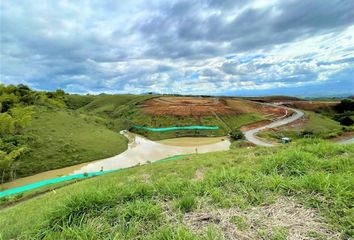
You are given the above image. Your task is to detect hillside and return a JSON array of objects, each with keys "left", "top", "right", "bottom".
[
  {"left": 0, "top": 140, "right": 353, "bottom": 239},
  {"left": 16, "top": 107, "right": 128, "bottom": 177},
  {"left": 127, "top": 97, "right": 287, "bottom": 140},
  {"left": 1, "top": 84, "right": 352, "bottom": 185},
  {"left": 0, "top": 85, "right": 140, "bottom": 182}
]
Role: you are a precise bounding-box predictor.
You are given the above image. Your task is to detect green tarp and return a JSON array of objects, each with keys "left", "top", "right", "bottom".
[
  {"left": 0, "top": 155, "right": 188, "bottom": 198},
  {"left": 0, "top": 170, "right": 114, "bottom": 198},
  {"left": 132, "top": 125, "right": 219, "bottom": 132}
]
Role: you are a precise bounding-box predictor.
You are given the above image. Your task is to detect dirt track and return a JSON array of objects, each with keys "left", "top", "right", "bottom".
[{"left": 242, "top": 104, "right": 304, "bottom": 147}]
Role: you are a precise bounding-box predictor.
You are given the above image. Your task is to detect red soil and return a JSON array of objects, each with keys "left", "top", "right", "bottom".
[
  {"left": 141, "top": 97, "right": 238, "bottom": 116},
  {"left": 141, "top": 97, "right": 291, "bottom": 119}
]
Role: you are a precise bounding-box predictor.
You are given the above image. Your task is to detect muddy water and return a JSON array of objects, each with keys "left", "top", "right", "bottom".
[
  {"left": 1, "top": 131, "right": 230, "bottom": 189},
  {"left": 72, "top": 131, "right": 230, "bottom": 174}
]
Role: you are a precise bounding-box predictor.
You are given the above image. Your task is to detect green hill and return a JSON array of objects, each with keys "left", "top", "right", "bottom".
[
  {"left": 0, "top": 140, "right": 353, "bottom": 239},
  {"left": 16, "top": 107, "right": 128, "bottom": 177}
]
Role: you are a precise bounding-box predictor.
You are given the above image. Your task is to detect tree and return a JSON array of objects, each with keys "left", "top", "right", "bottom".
[
  {"left": 0, "top": 147, "right": 28, "bottom": 183},
  {"left": 0, "top": 93, "right": 19, "bottom": 112},
  {"left": 335, "top": 99, "right": 354, "bottom": 113},
  {"left": 10, "top": 106, "right": 35, "bottom": 133},
  {"left": 0, "top": 113, "right": 15, "bottom": 134}
]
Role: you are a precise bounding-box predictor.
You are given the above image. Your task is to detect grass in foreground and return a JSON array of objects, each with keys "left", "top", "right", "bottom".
[{"left": 0, "top": 140, "right": 353, "bottom": 239}]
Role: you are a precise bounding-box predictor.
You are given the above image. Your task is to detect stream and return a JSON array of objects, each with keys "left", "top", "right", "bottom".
[{"left": 1, "top": 131, "right": 231, "bottom": 190}]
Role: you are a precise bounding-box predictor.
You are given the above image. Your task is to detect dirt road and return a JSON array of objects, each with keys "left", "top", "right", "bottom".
[{"left": 243, "top": 104, "right": 304, "bottom": 147}]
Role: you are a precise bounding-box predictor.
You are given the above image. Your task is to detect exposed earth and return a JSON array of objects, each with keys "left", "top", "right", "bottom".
[
  {"left": 141, "top": 97, "right": 236, "bottom": 116},
  {"left": 140, "top": 96, "right": 289, "bottom": 118}
]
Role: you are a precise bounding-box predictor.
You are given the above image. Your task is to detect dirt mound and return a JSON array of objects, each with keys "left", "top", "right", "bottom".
[{"left": 141, "top": 97, "right": 239, "bottom": 116}]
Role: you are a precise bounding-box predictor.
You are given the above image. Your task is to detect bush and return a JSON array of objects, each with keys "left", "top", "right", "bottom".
[
  {"left": 230, "top": 128, "right": 244, "bottom": 140},
  {"left": 335, "top": 99, "right": 354, "bottom": 112},
  {"left": 299, "top": 130, "right": 314, "bottom": 138},
  {"left": 337, "top": 116, "right": 354, "bottom": 126}
]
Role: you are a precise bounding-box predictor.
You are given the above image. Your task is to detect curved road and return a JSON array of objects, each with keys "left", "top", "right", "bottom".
[
  {"left": 243, "top": 104, "right": 304, "bottom": 147},
  {"left": 338, "top": 137, "right": 354, "bottom": 145}
]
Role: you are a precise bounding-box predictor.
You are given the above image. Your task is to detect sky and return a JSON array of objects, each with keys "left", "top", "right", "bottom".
[{"left": 1, "top": 0, "right": 354, "bottom": 97}]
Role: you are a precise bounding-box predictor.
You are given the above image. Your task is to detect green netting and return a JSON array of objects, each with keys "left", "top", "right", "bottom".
[
  {"left": 0, "top": 170, "right": 115, "bottom": 198},
  {"left": 0, "top": 155, "right": 189, "bottom": 198},
  {"left": 132, "top": 125, "right": 219, "bottom": 132}
]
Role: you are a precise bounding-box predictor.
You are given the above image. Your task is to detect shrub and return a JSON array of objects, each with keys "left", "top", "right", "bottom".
[{"left": 230, "top": 128, "right": 244, "bottom": 140}]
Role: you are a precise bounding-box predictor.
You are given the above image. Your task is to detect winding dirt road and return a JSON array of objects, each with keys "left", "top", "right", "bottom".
[{"left": 242, "top": 104, "right": 304, "bottom": 147}]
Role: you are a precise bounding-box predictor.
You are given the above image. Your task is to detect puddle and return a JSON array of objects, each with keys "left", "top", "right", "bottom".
[{"left": 1, "top": 131, "right": 230, "bottom": 190}]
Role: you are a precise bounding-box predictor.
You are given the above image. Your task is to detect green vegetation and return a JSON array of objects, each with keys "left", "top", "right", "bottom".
[
  {"left": 0, "top": 140, "right": 352, "bottom": 239},
  {"left": 16, "top": 107, "right": 127, "bottom": 177},
  {"left": 1, "top": 84, "right": 267, "bottom": 182},
  {"left": 258, "top": 111, "right": 352, "bottom": 142},
  {"left": 130, "top": 112, "right": 265, "bottom": 140},
  {"left": 306, "top": 99, "right": 354, "bottom": 127},
  {"left": 0, "top": 85, "right": 132, "bottom": 182},
  {"left": 333, "top": 99, "right": 354, "bottom": 126},
  {"left": 229, "top": 128, "right": 244, "bottom": 140}
]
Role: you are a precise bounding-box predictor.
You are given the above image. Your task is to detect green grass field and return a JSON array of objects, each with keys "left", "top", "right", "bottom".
[
  {"left": 15, "top": 107, "right": 128, "bottom": 178},
  {"left": 1, "top": 140, "right": 353, "bottom": 239}
]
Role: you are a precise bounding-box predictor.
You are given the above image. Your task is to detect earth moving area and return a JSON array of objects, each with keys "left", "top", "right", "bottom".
[
  {"left": 132, "top": 97, "right": 291, "bottom": 139},
  {"left": 141, "top": 97, "right": 289, "bottom": 117}
]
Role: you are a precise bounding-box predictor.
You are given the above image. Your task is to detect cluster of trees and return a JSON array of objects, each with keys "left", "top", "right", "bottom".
[
  {"left": 0, "top": 84, "right": 66, "bottom": 182},
  {"left": 334, "top": 99, "right": 354, "bottom": 126}
]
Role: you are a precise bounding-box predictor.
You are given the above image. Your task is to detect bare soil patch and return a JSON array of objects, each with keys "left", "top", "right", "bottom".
[
  {"left": 192, "top": 169, "right": 205, "bottom": 182},
  {"left": 226, "top": 99, "right": 288, "bottom": 118},
  {"left": 141, "top": 97, "right": 238, "bottom": 116},
  {"left": 141, "top": 97, "right": 289, "bottom": 118}
]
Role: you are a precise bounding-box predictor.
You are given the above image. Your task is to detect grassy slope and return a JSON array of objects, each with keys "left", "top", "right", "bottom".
[
  {"left": 79, "top": 94, "right": 142, "bottom": 114},
  {"left": 1, "top": 141, "right": 353, "bottom": 239},
  {"left": 64, "top": 94, "right": 95, "bottom": 110},
  {"left": 257, "top": 111, "right": 347, "bottom": 142},
  {"left": 16, "top": 107, "right": 128, "bottom": 177}
]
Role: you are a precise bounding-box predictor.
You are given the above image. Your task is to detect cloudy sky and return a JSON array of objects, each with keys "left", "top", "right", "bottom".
[{"left": 1, "top": 0, "right": 354, "bottom": 96}]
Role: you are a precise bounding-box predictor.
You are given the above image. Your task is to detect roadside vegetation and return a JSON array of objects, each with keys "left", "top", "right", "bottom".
[
  {"left": 257, "top": 99, "right": 354, "bottom": 143},
  {"left": 0, "top": 140, "right": 352, "bottom": 239}
]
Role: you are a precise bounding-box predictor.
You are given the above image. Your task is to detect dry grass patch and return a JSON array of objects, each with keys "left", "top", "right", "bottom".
[
  {"left": 182, "top": 197, "right": 339, "bottom": 239},
  {"left": 192, "top": 169, "right": 205, "bottom": 182}
]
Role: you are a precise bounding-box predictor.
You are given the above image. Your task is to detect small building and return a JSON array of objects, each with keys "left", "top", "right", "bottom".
[{"left": 281, "top": 137, "right": 292, "bottom": 144}]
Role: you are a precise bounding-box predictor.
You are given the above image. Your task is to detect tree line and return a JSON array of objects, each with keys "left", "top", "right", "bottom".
[{"left": 0, "top": 84, "right": 66, "bottom": 183}]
